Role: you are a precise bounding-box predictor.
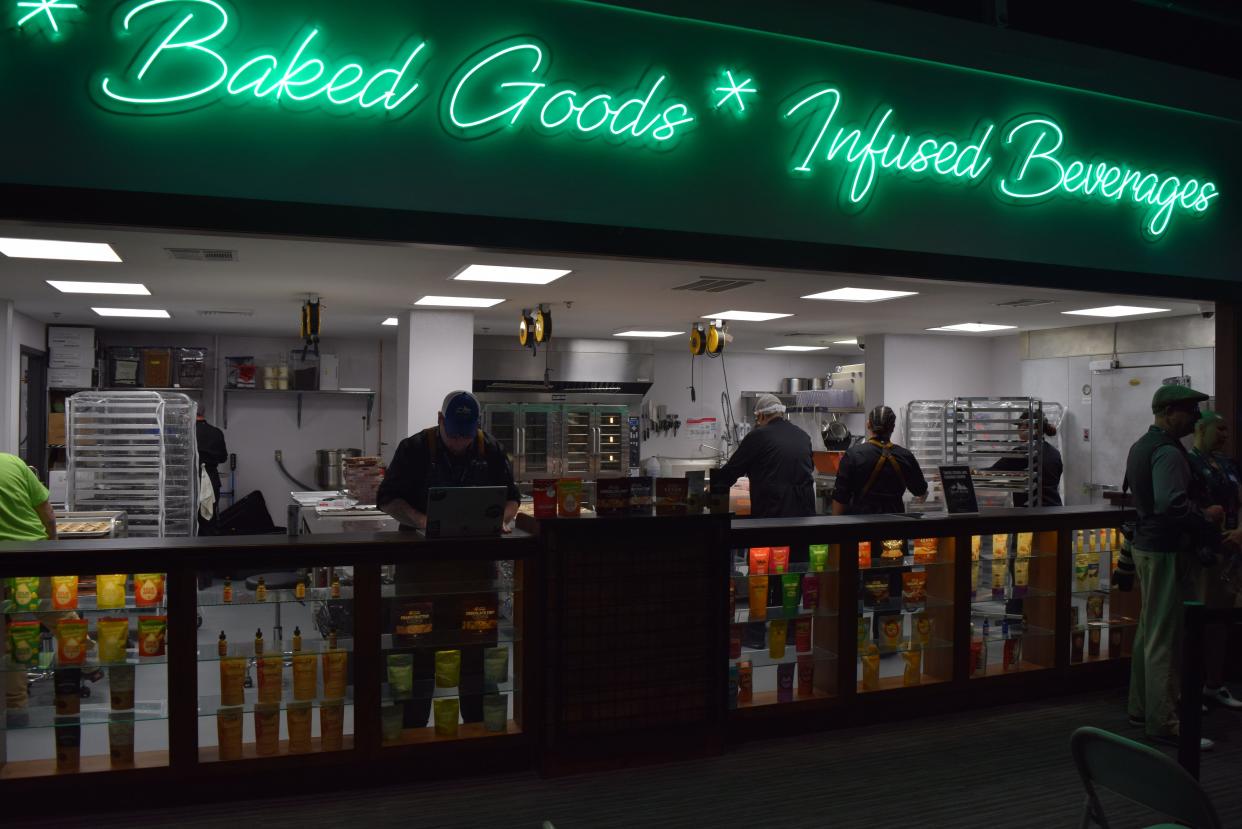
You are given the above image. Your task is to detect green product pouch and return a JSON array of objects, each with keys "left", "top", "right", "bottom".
[
  {"left": 484, "top": 646, "right": 509, "bottom": 688},
  {"left": 808, "top": 545, "right": 829, "bottom": 573},
  {"left": 9, "top": 576, "right": 40, "bottom": 611},
  {"left": 781, "top": 573, "right": 800, "bottom": 616},
  {"left": 8, "top": 621, "right": 41, "bottom": 667},
  {"left": 435, "top": 649, "right": 461, "bottom": 688},
  {"left": 387, "top": 653, "right": 414, "bottom": 699}
]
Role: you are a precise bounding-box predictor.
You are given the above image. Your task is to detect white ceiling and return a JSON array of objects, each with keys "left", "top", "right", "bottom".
[{"left": 0, "top": 221, "right": 1209, "bottom": 353}]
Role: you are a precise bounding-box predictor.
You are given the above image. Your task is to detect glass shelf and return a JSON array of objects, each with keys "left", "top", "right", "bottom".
[
  {"left": 858, "top": 557, "right": 955, "bottom": 570},
  {"left": 196, "top": 586, "right": 353, "bottom": 607},
  {"left": 382, "top": 679, "right": 515, "bottom": 704},
  {"left": 1, "top": 653, "right": 167, "bottom": 672},
  {"left": 381, "top": 722, "right": 518, "bottom": 746},
  {"left": 381, "top": 580, "right": 519, "bottom": 598},
  {"left": 379, "top": 629, "right": 520, "bottom": 650},
  {"left": 197, "top": 691, "right": 354, "bottom": 716},
  {"left": 732, "top": 563, "right": 839, "bottom": 577},
  {"left": 970, "top": 624, "right": 1054, "bottom": 642},
  {"left": 970, "top": 587, "right": 1056, "bottom": 605},
  {"left": 732, "top": 645, "right": 835, "bottom": 669},
  {"left": 196, "top": 640, "right": 354, "bottom": 662},
  {"left": 1071, "top": 587, "right": 1116, "bottom": 597},
  {"left": 737, "top": 688, "right": 832, "bottom": 708},
  {"left": 857, "top": 637, "right": 955, "bottom": 655},
  {"left": 732, "top": 607, "right": 837, "bottom": 624},
  {"left": 1, "top": 598, "right": 168, "bottom": 614},
  {"left": 4, "top": 701, "right": 168, "bottom": 730},
  {"left": 859, "top": 595, "right": 954, "bottom": 613}
]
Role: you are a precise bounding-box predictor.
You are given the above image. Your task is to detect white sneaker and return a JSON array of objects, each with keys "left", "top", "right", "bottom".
[{"left": 1205, "top": 686, "right": 1242, "bottom": 710}]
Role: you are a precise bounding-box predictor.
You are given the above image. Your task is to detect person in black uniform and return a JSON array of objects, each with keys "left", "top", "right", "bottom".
[
  {"left": 377, "top": 390, "right": 521, "bottom": 730},
  {"left": 711, "top": 393, "right": 815, "bottom": 519},
  {"left": 832, "top": 405, "right": 928, "bottom": 515},
  {"left": 988, "top": 409, "right": 1063, "bottom": 507},
  {"left": 195, "top": 413, "right": 228, "bottom": 534}
]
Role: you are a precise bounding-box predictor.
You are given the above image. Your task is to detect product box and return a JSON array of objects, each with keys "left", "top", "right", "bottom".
[
  {"left": 532, "top": 479, "right": 558, "bottom": 518},
  {"left": 174, "top": 348, "right": 206, "bottom": 388},
  {"left": 108, "top": 347, "right": 141, "bottom": 386},
  {"left": 225, "top": 356, "right": 256, "bottom": 389},
  {"left": 556, "top": 478, "right": 583, "bottom": 517},
  {"left": 595, "top": 478, "right": 631, "bottom": 516},
  {"left": 48, "top": 413, "right": 66, "bottom": 445},
  {"left": 49, "top": 326, "right": 95, "bottom": 351},
  {"left": 49, "top": 368, "right": 93, "bottom": 389},
  {"left": 629, "top": 476, "right": 653, "bottom": 516},
  {"left": 318, "top": 353, "right": 340, "bottom": 391},
  {"left": 142, "top": 349, "right": 172, "bottom": 388},
  {"left": 655, "top": 477, "right": 689, "bottom": 516}
]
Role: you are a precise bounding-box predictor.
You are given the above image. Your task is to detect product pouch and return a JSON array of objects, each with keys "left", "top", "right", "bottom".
[
  {"left": 321, "top": 700, "right": 345, "bottom": 751},
  {"left": 879, "top": 613, "right": 902, "bottom": 652},
  {"left": 287, "top": 702, "right": 313, "bottom": 754},
  {"left": 1004, "top": 637, "right": 1023, "bottom": 672},
  {"left": 1075, "top": 554, "right": 1091, "bottom": 591},
  {"left": 109, "top": 712, "right": 136, "bottom": 766},
  {"left": 913, "top": 613, "right": 933, "bottom": 647},
  {"left": 55, "top": 719, "right": 81, "bottom": 772},
  {"left": 1013, "top": 557, "right": 1031, "bottom": 597},
  {"left": 483, "top": 694, "right": 508, "bottom": 733},
  {"left": 532, "top": 479, "right": 558, "bottom": 518},
  {"left": 138, "top": 616, "right": 166, "bottom": 658},
  {"left": 322, "top": 650, "right": 349, "bottom": 699},
  {"left": 484, "top": 646, "right": 509, "bottom": 688},
  {"left": 902, "top": 572, "right": 927, "bottom": 611},
  {"left": 557, "top": 478, "right": 583, "bottom": 517},
  {"left": 435, "top": 649, "right": 462, "bottom": 688},
  {"left": 257, "top": 655, "right": 282, "bottom": 704},
  {"left": 858, "top": 542, "right": 872, "bottom": 569},
  {"left": 971, "top": 536, "right": 982, "bottom": 561},
  {"left": 992, "top": 534, "right": 1010, "bottom": 558},
  {"left": 1071, "top": 630, "right": 1085, "bottom": 664},
  {"left": 51, "top": 575, "right": 78, "bottom": 610},
  {"left": 781, "top": 573, "right": 800, "bottom": 616},
  {"left": 386, "top": 653, "right": 414, "bottom": 699},
  {"left": 54, "top": 668, "right": 82, "bottom": 716},
  {"left": 912, "top": 538, "right": 938, "bottom": 564},
  {"left": 433, "top": 697, "right": 460, "bottom": 738},
  {"left": 1086, "top": 594, "right": 1105, "bottom": 621},
  {"left": 902, "top": 646, "right": 922, "bottom": 686},
  {"left": 794, "top": 618, "right": 811, "bottom": 653},
  {"left": 393, "top": 600, "right": 433, "bottom": 644},
  {"left": 864, "top": 577, "right": 890, "bottom": 607},
  {"left": 776, "top": 662, "right": 794, "bottom": 703},
  {"left": 461, "top": 594, "right": 498, "bottom": 635},
  {"left": 861, "top": 644, "right": 881, "bottom": 691},
  {"left": 254, "top": 703, "right": 280, "bottom": 756},
  {"left": 217, "top": 706, "right": 244, "bottom": 761},
  {"left": 768, "top": 620, "right": 788, "bottom": 659},
  {"left": 857, "top": 616, "right": 869, "bottom": 649},
  {"left": 110, "top": 664, "right": 136, "bottom": 710},
  {"left": 797, "top": 653, "right": 814, "bottom": 696},
  {"left": 292, "top": 653, "right": 317, "bottom": 701},
  {"left": 738, "top": 660, "right": 753, "bottom": 703},
  {"left": 56, "top": 618, "right": 88, "bottom": 665},
  {"left": 96, "top": 574, "right": 127, "bottom": 609},
  {"left": 771, "top": 547, "right": 791, "bottom": 574},
  {"left": 9, "top": 576, "right": 40, "bottom": 610},
  {"left": 802, "top": 574, "right": 820, "bottom": 611},
  {"left": 133, "top": 574, "right": 165, "bottom": 607},
  {"left": 1088, "top": 628, "right": 1102, "bottom": 658},
  {"left": 991, "top": 561, "right": 1007, "bottom": 599},
  {"left": 97, "top": 617, "right": 130, "bottom": 664},
  {"left": 971, "top": 562, "right": 980, "bottom": 598},
  {"left": 747, "top": 576, "right": 768, "bottom": 620},
  {"left": 220, "top": 657, "right": 246, "bottom": 706},
  {"left": 1016, "top": 533, "right": 1034, "bottom": 557},
  {"left": 881, "top": 539, "right": 903, "bottom": 560},
  {"left": 748, "top": 547, "right": 770, "bottom": 576},
  {"left": 808, "top": 544, "right": 829, "bottom": 573}
]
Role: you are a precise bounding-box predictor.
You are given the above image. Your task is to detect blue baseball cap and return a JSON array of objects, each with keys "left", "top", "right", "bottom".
[{"left": 441, "top": 390, "right": 481, "bottom": 438}]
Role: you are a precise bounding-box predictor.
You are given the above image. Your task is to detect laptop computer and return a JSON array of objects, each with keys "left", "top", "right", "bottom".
[{"left": 423, "top": 486, "right": 507, "bottom": 538}]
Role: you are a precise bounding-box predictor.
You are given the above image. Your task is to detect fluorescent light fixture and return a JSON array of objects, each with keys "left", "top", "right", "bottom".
[
  {"left": 833, "top": 338, "right": 859, "bottom": 345},
  {"left": 382, "top": 317, "right": 399, "bottom": 326},
  {"left": 92, "top": 308, "right": 170, "bottom": 319},
  {"left": 702, "top": 310, "right": 792, "bottom": 322},
  {"left": 614, "top": 330, "right": 682, "bottom": 338},
  {"left": 47, "top": 280, "right": 149, "bottom": 296},
  {"left": 415, "top": 295, "right": 505, "bottom": 308},
  {"left": 802, "top": 287, "right": 918, "bottom": 302},
  {"left": 1062, "top": 305, "right": 1171, "bottom": 318},
  {"left": 453, "top": 264, "right": 571, "bottom": 285},
  {"left": 927, "top": 323, "right": 1016, "bottom": 333},
  {"left": 0, "top": 238, "right": 121, "bottom": 262},
  {"left": 766, "top": 345, "right": 829, "bottom": 352}
]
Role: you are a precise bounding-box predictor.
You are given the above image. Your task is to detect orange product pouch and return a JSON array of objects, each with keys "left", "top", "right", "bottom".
[
  {"left": 748, "top": 547, "right": 770, "bottom": 576},
  {"left": 52, "top": 576, "right": 79, "bottom": 610},
  {"left": 57, "top": 618, "right": 89, "bottom": 665}
]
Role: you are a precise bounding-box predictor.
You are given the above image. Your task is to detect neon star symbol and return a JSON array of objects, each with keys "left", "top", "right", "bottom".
[
  {"left": 714, "top": 71, "right": 757, "bottom": 112},
  {"left": 17, "top": 0, "right": 78, "bottom": 32}
]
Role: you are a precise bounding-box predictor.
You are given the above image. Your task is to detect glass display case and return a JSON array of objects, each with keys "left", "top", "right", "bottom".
[
  {"left": 195, "top": 568, "right": 354, "bottom": 762},
  {"left": 1068, "top": 527, "right": 1137, "bottom": 664},
  {"left": 379, "top": 558, "right": 522, "bottom": 744},
  {"left": 730, "top": 543, "right": 838, "bottom": 708},
  {"left": 856, "top": 535, "right": 955, "bottom": 693},
  {"left": 2, "top": 573, "right": 169, "bottom": 778},
  {"left": 968, "top": 531, "right": 1058, "bottom": 678}
]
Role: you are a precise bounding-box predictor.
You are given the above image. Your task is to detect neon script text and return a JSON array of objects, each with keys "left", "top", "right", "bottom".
[
  {"left": 98, "top": 0, "right": 426, "bottom": 113},
  {"left": 785, "top": 87, "right": 994, "bottom": 210},
  {"left": 445, "top": 41, "right": 695, "bottom": 144},
  {"left": 999, "top": 118, "right": 1218, "bottom": 239}
]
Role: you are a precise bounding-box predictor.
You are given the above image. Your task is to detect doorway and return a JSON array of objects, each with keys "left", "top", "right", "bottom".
[{"left": 20, "top": 346, "right": 47, "bottom": 482}]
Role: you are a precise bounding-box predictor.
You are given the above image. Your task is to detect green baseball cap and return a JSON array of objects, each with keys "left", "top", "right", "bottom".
[{"left": 1151, "top": 384, "right": 1209, "bottom": 413}]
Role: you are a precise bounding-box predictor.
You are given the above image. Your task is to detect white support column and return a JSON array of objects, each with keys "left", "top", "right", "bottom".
[
  {"left": 396, "top": 310, "right": 474, "bottom": 440},
  {"left": 0, "top": 300, "right": 17, "bottom": 455}
]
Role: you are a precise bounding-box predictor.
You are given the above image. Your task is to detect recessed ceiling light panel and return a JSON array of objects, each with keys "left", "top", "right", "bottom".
[
  {"left": 702, "top": 310, "right": 792, "bottom": 322},
  {"left": 1062, "top": 305, "right": 1171, "bottom": 318},
  {"left": 415, "top": 296, "right": 505, "bottom": 308},
  {"left": 92, "top": 308, "right": 171, "bottom": 319},
  {"left": 802, "top": 287, "right": 918, "bottom": 302},
  {"left": 766, "top": 345, "right": 829, "bottom": 352},
  {"left": 614, "top": 330, "right": 682, "bottom": 338},
  {"left": 833, "top": 338, "right": 859, "bottom": 345},
  {"left": 382, "top": 318, "right": 399, "bottom": 326},
  {"left": 453, "top": 265, "right": 571, "bottom": 285},
  {"left": 0, "top": 238, "right": 121, "bottom": 262},
  {"left": 927, "top": 323, "right": 1016, "bottom": 333},
  {"left": 48, "top": 281, "right": 150, "bottom": 296}
]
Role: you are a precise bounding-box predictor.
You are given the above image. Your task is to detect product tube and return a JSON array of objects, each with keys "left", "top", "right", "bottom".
[
  {"left": 768, "top": 620, "right": 787, "bottom": 659},
  {"left": 109, "top": 665, "right": 136, "bottom": 711},
  {"left": 220, "top": 657, "right": 246, "bottom": 707},
  {"left": 320, "top": 700, "right": 345, "bottom": 751},
  {"left": 902, "top": 647, "right": 922, "bottom": 687},
  {"left": 802, "top": 574, "right": 820, "bottom": 611},
  {"left": 216, "top": 706, "right": 244, "bottom": 761},
  {"left": 797, "top": 654, "right": 814, "bottom": 696},
  {"left": 1088, "top": 628, "right": 1102, "bottom": 658},
  {"left": 323, "top": 650, "right": 349, "bottom": 699},
  {"left": 483, "top": 694, "right": 508, "bottom": 733},
  {"left": 1013, "top": 557, "right": 1030, "bottom": 598},
  {"left": 777, "top": 663, "right": 794, "bottom": 703},
  {"left": 109, "top": 712, "right": 135, "bottom": 766},
  {"left": 1071, "top": 630, "right": 1085, "bottom": 664},
  {"left": 738, "top": 661, "right": 753, "bottom": 703},
  {"left": 748, "top": 547, "right": 770, "bottom": 576},
  {"left": 287, "top": 702, "right": 312, "bottom": 754},
  {"left": 254, "top": 703, "right": 280, "bottom": 756},
  {"left": 781, "top": 573, "right": 800, "bottom": 617},
  {"left": 54, "top": 669, "right": 82, "bottom": 716},
  {"left": 55, "top": 718, "right": 81, "bottom": 771},
  {"left": 747, "top": 576, "right": 768, "bottom": 621},
  {"left": 808, "top": 544, "right": 829, "bottom": 573},
  {"left": 794, "top": 619, "right": 811, "bottom": 653},
  {"left": 772, "top": 547, "right": 790, "bottom": 574},
  {"left": 257, "top": 655, "right": 283, "bottom": 704},
  {"left": 861, "top": 645, "right": 881, "bottom": 691},
  {"left": 292, "top": 653, "right": 317, "bottom": 701}
]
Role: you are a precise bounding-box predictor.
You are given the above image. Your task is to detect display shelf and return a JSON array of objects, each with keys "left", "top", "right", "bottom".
[
  {"left": 199, "top": 735, "right": 354, "bottom": 762},
  {"left": 196, "top": 586, "right": 353, "bottom": 607},
  {"left": 221, "top": 388, "right": 374, "bottom": 429},
  {"left": 1, "top": 597, "right": 167, "bottom": 614},
  {"left": 732, "top": 607, "right": 837, "bottom": 624},
  {"left": 971, "top": 623, "right": 1055, "bottom": 641},
  {"left": 383, "top": 720, "right": 519, "bottom": 746},
  {"left": 857, "top": 672, "right": 951, "bottom": 693},
  {"left": 382, "top": 580, "right": 518, "bottom": 598},
  {"left": 858, "top": 557, "right": 955, "bottom": 570},
  {"left": 196, "top": 640, "right": 354, "bottom": 662},
  {"left": 0, "top": 749, "right": 169, "bottom": 780},
  {"left": 738, "top": 688, "right": 832, "bottom": 708},
  {"left": 380, "top": 630, "right": 519, "bottom": 650},
  {"left": 970, "top": 586, "right": 1056, "bottom": 605},
  {"left": 731, "top": 645, "right": 834, "bottom": 669},
  {"left": 382, "top": 679, "right": 515, "bottom": 704},
  {"left": 196, "top": 693, "right": 354, "bottom": 716},
  {"left": 979, "top": 552, "right": 1058, "bottom": 561},
  {"left": 857, "top": 637, "right": 955, "bottom": 655},
  {"left": 1, "top": 653, "right": 168, "bottom": 672},
  {"left": 4, "top": 701, "right": 168, "bottom": 730},
  {"left": 859, "top": 596, "right": 954, "bottom": 616},
  {"left": 1071, "top": 588, "right": 1116, "bottom": 598},
  {"left": 973, "top": 659, "right": 1051, "bottom": 678}
]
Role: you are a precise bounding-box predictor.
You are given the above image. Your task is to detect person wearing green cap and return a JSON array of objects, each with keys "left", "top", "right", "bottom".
[
  {"left": 1187, "top": 410, "right": 1242, "bottom": 710},
  {"left": 1124, "top": 383, "right": 1221, "bottom": 750}
]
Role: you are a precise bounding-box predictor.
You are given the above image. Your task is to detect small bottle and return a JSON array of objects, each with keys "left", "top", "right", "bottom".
[
  {"left": 295, "top": 576, "right": 306, "bottom": 600},
  {"left": 292, "top": 626, "right": 302, "bottom": 652},
  {"left": 982, "top": 618, "right": 991, "bottom": 638},
  {"left": 254, "top": 627, "right": 264, "bottom": 656},
  {"left": 217, "top": 631, "right": 227, "bottom": 658},
  {"left": 222, "top": 577, "right": 233, "bottom": 604},
  {"left": 328, "top": 627, "right": 338, "bottom": 649},
  {"left": 331, "top": 576, "right": 341, "bottom": 599},
  {"left": 255, "top": 576, "right": 267, "bottom": 602},
  {"left": 1076, "top": 532, "right": 1084, "bottom": 554},
  {"left": 1001, "top": 618, "right": 1010, "bottom": 639}
]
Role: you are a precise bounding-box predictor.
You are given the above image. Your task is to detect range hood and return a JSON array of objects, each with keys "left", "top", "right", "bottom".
[{"left": 473, "top": 337, "right": 653, "bottom": 396}]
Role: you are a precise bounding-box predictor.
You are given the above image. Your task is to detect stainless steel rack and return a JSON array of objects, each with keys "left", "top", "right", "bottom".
[{"left": 950, "top": 397, "right": 1044, "bottom": 508}]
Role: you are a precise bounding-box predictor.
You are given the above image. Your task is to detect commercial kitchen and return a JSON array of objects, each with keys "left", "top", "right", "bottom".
[{"left": 0, "top": 0, "right": 1237, "bottom": 810}]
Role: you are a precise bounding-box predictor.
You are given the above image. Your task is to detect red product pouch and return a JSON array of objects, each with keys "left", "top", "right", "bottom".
[
  {"left": 797, "top": 654, "right": 814, "bottom": 696},
  {"left": 748, "top": 547, "right": 770, "bottom": 576},
  {"left": 794, "top": 618, "right": 811, "bottom": 653},
  {"left": 771, "top": 547, "right": 790, "bottom": 574},
  {"left": 532, "top": 479, "right": 558, "bottom": 519},
  {"left": 802, "top": 574, "right": 819, "bottom": 610}
]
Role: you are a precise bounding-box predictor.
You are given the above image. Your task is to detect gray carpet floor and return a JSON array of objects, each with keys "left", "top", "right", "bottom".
[{"left": 25, "top": 688, "right": 1242, "bottom": 828}]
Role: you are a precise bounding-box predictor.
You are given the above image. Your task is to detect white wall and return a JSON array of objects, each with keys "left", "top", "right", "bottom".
[{"left": 874, "top": 334, "right": 999, "bottom": 444}]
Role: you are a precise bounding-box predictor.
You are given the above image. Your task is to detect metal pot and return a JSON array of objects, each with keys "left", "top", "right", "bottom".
[
  {"left": 810, "top": 376, "right": 828, "bottom": 390},
  {"left": 780, "top": 378, "right": 815, "bottom": 394},
  {"left": 315, "top": 448, "right": 361, "bottom": 490}
]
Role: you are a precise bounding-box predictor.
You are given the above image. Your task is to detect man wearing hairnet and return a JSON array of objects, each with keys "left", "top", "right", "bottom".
[{"left": 711, "top": 393, "right": 815, "bottom": 518}]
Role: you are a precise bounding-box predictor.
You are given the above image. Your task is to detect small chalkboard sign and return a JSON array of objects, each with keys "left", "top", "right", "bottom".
[{"left": 939, "top": 466, "right": 979, "bottom": 514}]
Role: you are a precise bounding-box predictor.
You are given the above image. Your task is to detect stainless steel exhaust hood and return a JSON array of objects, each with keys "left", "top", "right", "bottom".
[{"left": 473, "top": 337, "right": 654, "bottom": 396}]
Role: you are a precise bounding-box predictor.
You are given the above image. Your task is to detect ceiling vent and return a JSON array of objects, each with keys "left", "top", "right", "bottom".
[
  {"left": 166, "top": 248, "right": 239, "bottom": 262},
  {"left": 196, "top": 309, "right": 254, "bottom": 318},
  {"left": 995, "top": 298, "right": 1055, "bottom": 308},
  {"left": 672, "top": 277, "right": 764, "bottom": 293}
]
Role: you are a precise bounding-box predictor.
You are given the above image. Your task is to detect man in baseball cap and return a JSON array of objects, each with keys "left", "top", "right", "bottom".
[{"left": 1124, "top": 383, "right": 1220, "bottom": 750}]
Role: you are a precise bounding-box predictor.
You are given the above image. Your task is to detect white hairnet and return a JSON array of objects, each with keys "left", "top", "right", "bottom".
[{"left": 754, "top": 393, "right": 786, "bottom": 416}]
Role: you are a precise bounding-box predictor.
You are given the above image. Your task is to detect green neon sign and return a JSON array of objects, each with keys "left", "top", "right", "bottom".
[{"left": 0, "top": 0, "right": 1231, "bottom": 264}]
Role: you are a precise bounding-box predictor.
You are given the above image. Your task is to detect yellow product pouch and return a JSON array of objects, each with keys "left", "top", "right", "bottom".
[
  {"left": 913, "top": 613, "right": 933, "bottom": 647},
  {"left": 286, "top": 702, "right": 312, "bottom": 754},
  {"left": 254, "top": 704, "right": 280, "bottom": 757},
  {"left": 879, "top": 614, "right": 902, "bottom": 651},
  {"left": 861, "top": 644, "right": 881, "bottom": 691},
  {"left": 97, "top": 617, "right": 130, "bottom": 663},
  {"left": 435, "top": 649, "right": 462, "bottom": 688},
  {"left": 51, "top": 575, "right": 79, "bottom": 610},
  {"left": 96, "top": 575, "right": 127, "bottom": 609},
  {"left": 433, "top": 697, "right": 460, "bottom": 738},
  {"left": 1016, "top": 533, "right": 1034, "bottom": 557},
  {"left": 992, "top": 535, "right": 1009, "bottom": 558},
  {"left": 902, "top": 647, "right": 922, "bottom": 686}
]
